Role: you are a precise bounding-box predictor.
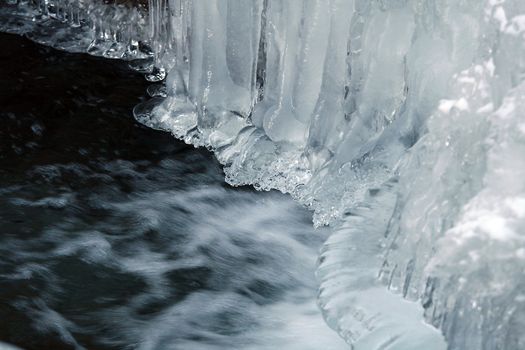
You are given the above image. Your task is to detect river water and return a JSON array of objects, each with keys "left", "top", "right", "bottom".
[{"left": 0, "top": 33, "right": 347, "bottom": 350}]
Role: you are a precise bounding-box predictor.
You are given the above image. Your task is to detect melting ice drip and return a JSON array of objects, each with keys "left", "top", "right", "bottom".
[{"left": 2, "top": 0, "right": 525, "bottom": 349}]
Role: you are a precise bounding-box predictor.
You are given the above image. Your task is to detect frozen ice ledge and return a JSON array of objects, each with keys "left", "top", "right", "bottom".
[{"left": 2, "top": 0, "right": 525, "bottom": 349}]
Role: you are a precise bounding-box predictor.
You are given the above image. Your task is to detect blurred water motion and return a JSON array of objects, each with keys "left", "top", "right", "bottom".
[{"left": 0, "top": 33, "right": 346, "bottom": 350}]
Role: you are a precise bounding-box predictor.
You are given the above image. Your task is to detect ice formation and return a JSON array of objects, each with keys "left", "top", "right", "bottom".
[{"left": 2, "top": 0, "right": 525, "bottom": 349}]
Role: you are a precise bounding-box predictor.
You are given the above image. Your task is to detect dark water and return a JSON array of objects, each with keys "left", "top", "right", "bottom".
[{"left": 0, "top": 33, "right": 346, "bottom": 350}]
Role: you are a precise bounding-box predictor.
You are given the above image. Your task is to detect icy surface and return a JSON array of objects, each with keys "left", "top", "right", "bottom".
[{"left": 2, "top": 0, "right": 525, "bottom": 349}]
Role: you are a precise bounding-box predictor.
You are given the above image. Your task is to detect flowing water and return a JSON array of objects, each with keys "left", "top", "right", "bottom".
[{"left": 0, "top": 33, "right": 347, "bottom": 350}]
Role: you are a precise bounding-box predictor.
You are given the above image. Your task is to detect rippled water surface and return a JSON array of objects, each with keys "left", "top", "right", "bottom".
[{"left": 0, "top": 33, "right": 347, "bottom": 350}]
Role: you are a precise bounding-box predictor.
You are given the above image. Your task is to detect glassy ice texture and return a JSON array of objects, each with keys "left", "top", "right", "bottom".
[{"left": 2, "top": 0, "right": 525, "bottom": 349}]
